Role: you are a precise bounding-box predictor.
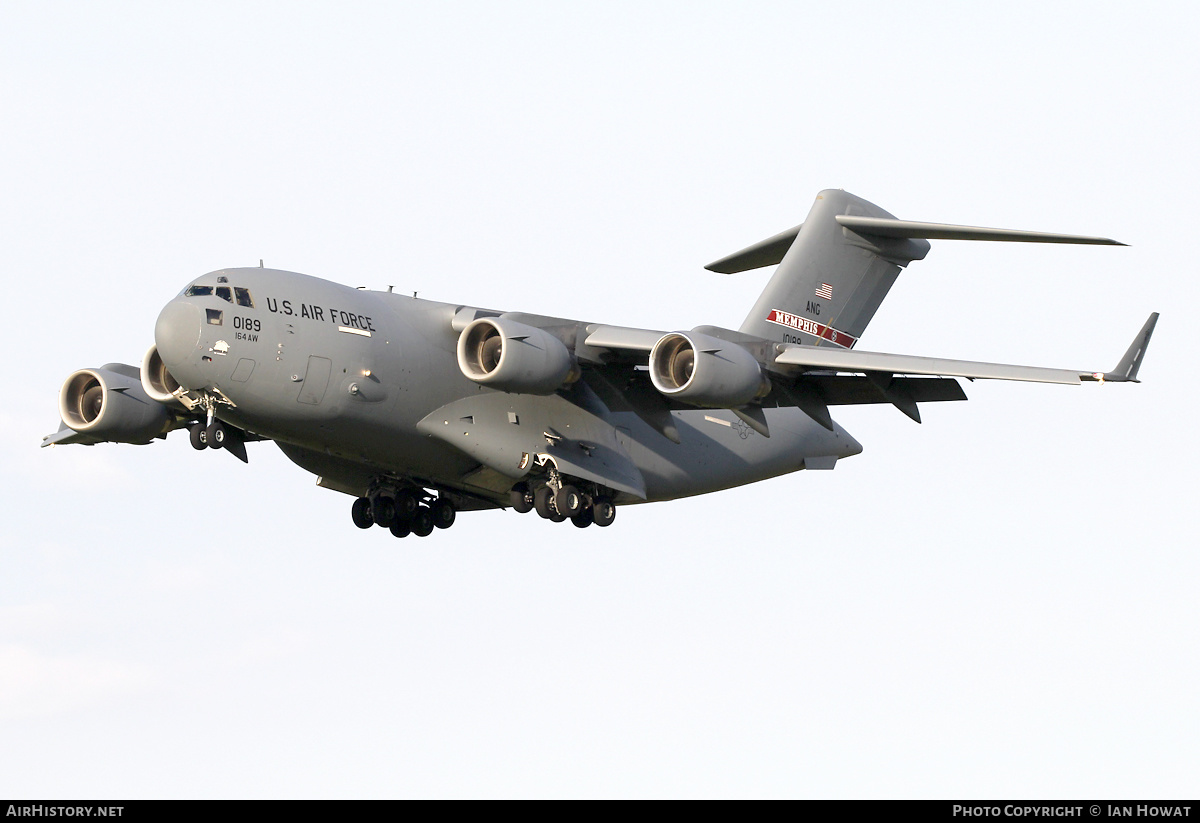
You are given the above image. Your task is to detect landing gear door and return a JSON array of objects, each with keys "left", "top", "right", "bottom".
[{"left": 297, "top": 356, "right": 333, "bottom": 405}]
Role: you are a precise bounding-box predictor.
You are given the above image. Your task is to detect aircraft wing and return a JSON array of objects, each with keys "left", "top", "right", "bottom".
[
  {"left": 774, "top": 347, "right": 1082, "bottom": 384},
  {"left": 775, "top": 311, "right": 1158, "bottom": 385},
  {"left": 567, "top": 312, "right": 1158, "bottom": 432}
]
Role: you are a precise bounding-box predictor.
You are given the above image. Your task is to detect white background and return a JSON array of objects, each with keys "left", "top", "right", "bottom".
[{"left": 2, "top": 1, "right": 1196, "bottom": 798}]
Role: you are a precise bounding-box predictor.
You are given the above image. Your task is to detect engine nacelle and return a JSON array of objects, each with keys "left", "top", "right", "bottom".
[
  {"left": 141, "top": 344, "right": 186, "bottom": 405},
  {"left": 457, "top": 317, "right": 577, "bottom": 395},
  {"left": 649, "top": 331, "right": 769, "bottom": 408},
  {"left": 59, "top": 365, "right": 174, "bottom": 444}
]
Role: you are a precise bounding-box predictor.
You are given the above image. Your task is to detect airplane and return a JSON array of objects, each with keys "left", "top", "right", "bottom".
[{"left": 43, "top": 190, "right": 1158, "bottom": 537}]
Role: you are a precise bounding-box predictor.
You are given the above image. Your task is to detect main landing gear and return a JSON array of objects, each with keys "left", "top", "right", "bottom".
[
  {"left": 351, "top": 484, "right": 456, "bottom": 540},
  {"left": 509, "top": 479, "right": 617, "bottom": 528}
]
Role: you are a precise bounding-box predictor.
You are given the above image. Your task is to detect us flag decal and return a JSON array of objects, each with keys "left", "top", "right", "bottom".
[{"left": 815, "top": 283, "right": 833, "bottom": 300}]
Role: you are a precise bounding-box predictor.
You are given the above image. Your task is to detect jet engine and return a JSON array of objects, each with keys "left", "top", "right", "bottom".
[
  {"left": 457, "top": 317, "right": 578, "bottom": 395},
  {"left": 649, "top": 331, "right": 770, "bottom": 408},
  {"left": 140, "top": 344, "right": 186, "bottom": 405},
  {"left": 58, "top": 365, "right": 174, "bottom": 444}
]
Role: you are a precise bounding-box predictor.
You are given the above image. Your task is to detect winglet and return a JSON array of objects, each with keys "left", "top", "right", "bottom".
[{"left": 1095, "top": 312, "right": 1159, "bottom": 383}]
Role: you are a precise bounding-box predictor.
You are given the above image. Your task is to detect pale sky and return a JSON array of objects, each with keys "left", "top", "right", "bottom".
[{"left": 2, "top": 1, "right": 1197, "bottom": 798}]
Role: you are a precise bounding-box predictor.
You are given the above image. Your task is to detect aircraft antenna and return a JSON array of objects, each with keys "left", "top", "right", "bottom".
[{"left": 259, "top": 259, "right": 263, "bottom": 268}]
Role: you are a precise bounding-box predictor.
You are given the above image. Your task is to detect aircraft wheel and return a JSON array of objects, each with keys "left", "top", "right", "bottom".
[
  {"left": 351, "top": 497, "right": 374, "bottom": 529},
  {"left": 509, "top": 482, "right": 534, "bottom": 514},
  {"left": 206, "top": 421, "right": 226, "bottom": 450},
  {"left": 411, "top": 507, "right": 435, "bottom": 537},
  {"left": 592, "top": 497, "right": 616, "bottom": 527},
  {"left": 534, "top": 487, "right": 566, "bottom": 522},
  {"left": 189, "top": 425, "right": 207, "bottom": 450},
  {"left": 571, "top": 508, "right": 593, "bottom": 529},
  {"left": 371, "top": 495, "right": 395, "bottom": 528},
  {"left": 555, "top": 485, "right": 584, "bottom": 518},
  {"left": 394, "top": 489, "right": 418, "bottom": 521},
  {"left": 431, "top": 499, "right": 456, "bottom": 529},
  {"left": 390, "top": 518, "right": 411, "bottom": 538},
  {"left": 534, "top": 487, "right": 556, "bottom": 519}
]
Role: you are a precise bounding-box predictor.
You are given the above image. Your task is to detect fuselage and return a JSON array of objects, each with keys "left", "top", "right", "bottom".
[{"left": 153, "top": 268, "right": 862, "bottom": 507}]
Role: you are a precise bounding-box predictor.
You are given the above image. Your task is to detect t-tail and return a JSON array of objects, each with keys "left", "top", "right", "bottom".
[{"left": 707, "top": 189, "right": 1125, "bottom": 348}]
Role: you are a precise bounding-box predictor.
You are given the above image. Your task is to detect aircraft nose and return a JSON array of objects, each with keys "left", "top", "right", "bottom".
[{"left": 154, "top": 299, "right": 203, "bottom": 372}]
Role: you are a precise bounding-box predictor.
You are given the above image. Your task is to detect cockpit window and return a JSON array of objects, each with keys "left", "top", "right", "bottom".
[
  {"left": 206, "top": 308, "right": 223, "bottom": 326},
  {"left": 234, "top": 287, "right": 254, "bottom": 307},
  {"left": 215, "top": 286, "right": 233, "bottom": 303},
  {"left": 185, "top": 285, "right": 213, "bottom": 297}
]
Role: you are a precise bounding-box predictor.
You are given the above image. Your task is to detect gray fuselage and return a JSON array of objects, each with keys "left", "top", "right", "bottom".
[{"left": 153, "top": 268, "right": 862, "bottom": 508}]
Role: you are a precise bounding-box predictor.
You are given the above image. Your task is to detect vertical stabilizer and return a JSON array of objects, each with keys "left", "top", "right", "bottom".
[{"left": 737, "top": 190, "right": 929, "bottom": 347}]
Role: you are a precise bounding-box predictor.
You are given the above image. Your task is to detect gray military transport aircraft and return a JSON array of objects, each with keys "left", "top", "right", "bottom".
[{"left": 45, "top": 190, "right": 1157, "bottom": 537}]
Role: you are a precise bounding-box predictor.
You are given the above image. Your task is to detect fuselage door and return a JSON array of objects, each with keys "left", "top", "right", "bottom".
[{"left": 297, "top": 356, "right": 333, "bottom": 405}]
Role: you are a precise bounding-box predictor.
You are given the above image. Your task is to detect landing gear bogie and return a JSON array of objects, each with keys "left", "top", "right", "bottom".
[{"left": 522, "top": 475, "right": 618, "bottom": 528}]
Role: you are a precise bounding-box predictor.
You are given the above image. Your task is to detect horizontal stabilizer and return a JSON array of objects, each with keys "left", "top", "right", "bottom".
[
  {"left": 835, "top": 215, "right": 1126, "bottom": 246},
  {"left": 704, "top": 213, "right": 1125, "bottom": 275},
  {"left": 705, "top": 224, "right": 803, "bottom": 274}
]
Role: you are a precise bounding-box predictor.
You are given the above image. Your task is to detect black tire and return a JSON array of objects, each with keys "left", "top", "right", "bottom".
[
  {"left": 555, "top": 485, "right": 584, "bottom": 518},
  {"left": 206, "top": 421, "right": 225, "bottom": 450},
  {"left": 190, "top": 425, "right": 207, "bottom": 450},
  {"left": 571, "top": 508, "right": 593, "bottom": 528},
  {"left": 351, "top": 497, "right": 373, "bottom": 529},
  {"left": 389, "top": 518, "right": 411, "bottom": 538},
  {"left": 592, "top": 497, "right": 616, "bottom": 527},
  {"left": 534, "top": 486, "right": 555, "bottom": 519},
  {"left": 431, "top": 499, "right": 456, "bottom": 529},
  {"left": 411, "top": 507, "right": 435, "bottom": 537},
  {"left": 393, "top": 489, "right": 418, "bottom": 521},
  {"left": 509, "top": 482, "right": 533, "bottom": 514},
  {"left": 371, "top": 495, "right": 395, "bottom": 528},
  {"left": 534, "top": 487, "right": 565, "bottom": 522}
]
